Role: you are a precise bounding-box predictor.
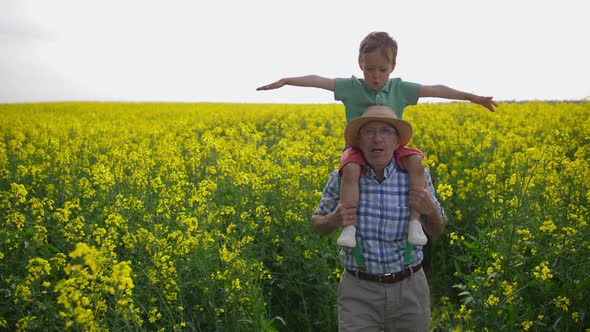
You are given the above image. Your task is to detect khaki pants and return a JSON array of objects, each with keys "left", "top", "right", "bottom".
[{"left": 338, "top": 268, "right": 431, "bottom": 332}]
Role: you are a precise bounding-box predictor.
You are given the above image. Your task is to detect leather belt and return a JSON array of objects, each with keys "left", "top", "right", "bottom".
[{"left": 347, "top": 263, "right": 422, "bottom": 283}]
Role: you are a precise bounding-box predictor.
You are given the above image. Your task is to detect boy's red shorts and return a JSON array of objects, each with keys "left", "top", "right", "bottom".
[
  {"left": 339, "top": 147, "right": 365, "bottom": 175},
  {"left": 339, "top": 146, "right": 425, "bottom": 175},
  {"left": 395, "top": 146, "right": 425, "bottom": 170}
]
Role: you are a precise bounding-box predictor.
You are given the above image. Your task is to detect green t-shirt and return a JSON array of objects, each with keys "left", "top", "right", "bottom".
[{"left": 334, "top": 76, "right": 421, "bottom": 123}]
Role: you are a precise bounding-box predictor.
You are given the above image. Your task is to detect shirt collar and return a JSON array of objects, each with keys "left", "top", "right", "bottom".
[
  {"left": 379, "top": 79, "right": 392, "bottom": 94},
  {"left": 356, "top": 76, "right": 392, "bottom": 95},
  {"left": 363, "top": 159, "right": 399, "bottom": 181}
]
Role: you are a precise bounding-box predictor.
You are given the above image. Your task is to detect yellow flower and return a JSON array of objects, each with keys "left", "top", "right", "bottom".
[
  {"left": 232, "top": 278, "right": 242, "bottom": 291},
  {"left": 219, "top": 244, "right": 237, "bottom": 263},
  {"left": 516, "top": 228, "right": 532, "bottom": 242},
  {"left": 148, "top": 307, "right": 162, "bottom": 323},
  {"left": 486, "top": 267, "right": 495, "bottom": 276},
  {"left": 501, "top": 280, "right": 516, "bottom": 297},
  {"left": 521, "top": 320, "right": 533, "bottom": 331},
  {"left": 14, "top": 284, "right": 32, "bottom": 304},
  {"left": 437, "top": 183, "right": 453, "bottom": 201},
  {"left": 454, "top": 209, "right": 463, "bottom": 222},
  {"left": 572, "top": 312, "right": 579, "bottom": 323},
  {"left": 539, "top": 220, "right": 557, "bottom": 233},
  {"left": 449, "top": 232, "right": 463, "bottom": 245},
  {"left": 9, "top": 182, "right": 28, "bottom": 205},
  {"left": 486, "top": 294, "right": 500, "bottom": 307},
  {"left": 554, "top": 296, "right": 570, "bottom": 311},
  {"left": 533, "top": 261, "right": 553, "bottom": 280},
  {"left": 26, "top": 257, "right": 51, "bottom": 280}
]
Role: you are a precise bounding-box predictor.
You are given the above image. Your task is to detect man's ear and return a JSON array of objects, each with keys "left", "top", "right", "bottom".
[{"left": 358, "top": 57, "right": 364, "bottom": 70}]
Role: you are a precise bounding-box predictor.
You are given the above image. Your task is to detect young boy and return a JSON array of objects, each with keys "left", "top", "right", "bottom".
[{"left": 257, "top": 31, "right": 497, "bottom": 248}]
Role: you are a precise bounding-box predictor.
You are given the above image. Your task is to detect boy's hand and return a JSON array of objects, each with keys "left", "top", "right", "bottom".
[
  {"left": 470, "top": 95, "right": 498, "bottom": 112},
  {"left": 256, "top": 79, "right": 285, "bottom": 91}
]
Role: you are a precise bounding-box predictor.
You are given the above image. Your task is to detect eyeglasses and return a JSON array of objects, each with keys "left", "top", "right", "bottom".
[{"left": 359, "top": 127, "right": 399, "bottom": 138}]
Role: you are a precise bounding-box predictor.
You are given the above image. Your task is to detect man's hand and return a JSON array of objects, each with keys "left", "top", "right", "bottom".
[
  {"left": 408, "top": 187, "right": 437, "bottom": 216},
  {"left": 408, "top": 187, "right": 445, "bottom": 238},
  {"left": 311, "top": 202, "right": 357, "bottom": 236},
  {"left": 333, "top": 202, "right": 357, "bottom": 227}
]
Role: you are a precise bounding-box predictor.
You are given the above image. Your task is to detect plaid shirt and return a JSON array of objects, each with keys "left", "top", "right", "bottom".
[{"left": 314, "top": 161, "right": 442, "bottom": 274}]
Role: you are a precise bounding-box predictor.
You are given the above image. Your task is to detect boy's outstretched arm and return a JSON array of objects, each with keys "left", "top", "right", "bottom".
[
  {"left": 256, "top": 75, "right": 335, "bottom": 92},
  {"left": 420, "top": 84, "right": 498, "bottom": 112}
]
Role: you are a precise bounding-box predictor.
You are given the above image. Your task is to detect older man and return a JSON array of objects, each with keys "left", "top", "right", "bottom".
[{"left": 312, "top": 105, "right": 447, "bottom": 331}]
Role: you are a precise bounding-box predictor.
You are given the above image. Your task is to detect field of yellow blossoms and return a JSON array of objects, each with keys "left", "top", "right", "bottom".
[{"left": 0, "top": 101, "right": 588, "bottom": 331}]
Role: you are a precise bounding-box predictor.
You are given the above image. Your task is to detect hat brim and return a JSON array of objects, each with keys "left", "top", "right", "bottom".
[{"left": 345, "top": 116, "right": 413, "bottom": 149}]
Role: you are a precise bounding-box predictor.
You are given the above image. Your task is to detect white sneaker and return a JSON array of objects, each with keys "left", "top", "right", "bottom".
[
  {"left": 408, "top": 219, "right": 427, "bottom": 245},
  {"left": 337, "top": 225, "right": 356, "bottom": 247}
]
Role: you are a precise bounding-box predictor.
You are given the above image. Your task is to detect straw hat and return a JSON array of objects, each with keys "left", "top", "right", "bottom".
[{"left": 344, "top": 105, "right": 413, "bottom": 149}]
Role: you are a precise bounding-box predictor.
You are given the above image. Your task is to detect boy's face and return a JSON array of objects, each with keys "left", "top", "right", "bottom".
[{"left": 359, "top": 51, "right": 395, "bottom": 91}]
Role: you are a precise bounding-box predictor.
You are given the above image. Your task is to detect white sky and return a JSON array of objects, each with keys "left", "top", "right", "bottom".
[{"left": 1, "top": 0, "right": 589, "bottom": 104}]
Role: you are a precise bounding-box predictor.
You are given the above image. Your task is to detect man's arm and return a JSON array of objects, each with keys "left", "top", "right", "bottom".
[
  {"left": 256, "top": 75, "right": 335, "bottom": 92},
  {"left": 419, "top": 84, "right": 497, "bottom": 112}
]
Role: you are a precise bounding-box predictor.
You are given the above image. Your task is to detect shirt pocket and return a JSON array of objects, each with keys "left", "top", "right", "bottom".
[
  {"left": 357, "top": 199, "right": 407, "bottom": 242},
  {"left": 381, "top": 205, "right": 408, "bottom": 242}
]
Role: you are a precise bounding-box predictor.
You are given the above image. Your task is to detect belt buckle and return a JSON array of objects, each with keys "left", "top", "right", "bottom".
[{"left": 381, "top": 273, "right": 393, "bottom": 283}]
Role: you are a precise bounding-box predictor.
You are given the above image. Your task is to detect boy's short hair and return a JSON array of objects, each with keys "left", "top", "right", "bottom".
[{"left": 358, "top": 31, "right": 398, "bottom": 65}]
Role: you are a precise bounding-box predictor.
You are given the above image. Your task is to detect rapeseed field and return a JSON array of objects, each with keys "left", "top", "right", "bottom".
[{"left": 0, "top": 101, "right": 588, "bottom": 331}]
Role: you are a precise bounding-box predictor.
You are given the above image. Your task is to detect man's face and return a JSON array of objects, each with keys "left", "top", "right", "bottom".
[{"left": 358, "top": 121, "right": 400, "bottom": 169}]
